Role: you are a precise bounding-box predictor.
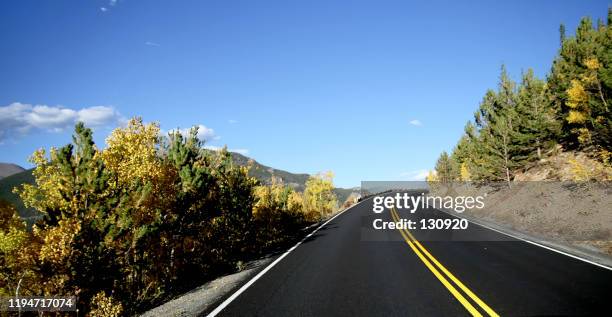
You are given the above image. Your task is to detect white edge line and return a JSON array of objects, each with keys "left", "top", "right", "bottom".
[
  {"left": 437, "top": 207, "right": 612, "bottom": 272},
  {"left": 206, "top": 199, "right": 364, "bottom": 317},
  {"left": 468, "top": 218, "right": 612, "bottom": 271}
]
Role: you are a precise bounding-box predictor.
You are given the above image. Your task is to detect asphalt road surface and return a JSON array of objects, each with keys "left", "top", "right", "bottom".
[{"left": 208, "top": 194, "right": 612, "bottom": 316}]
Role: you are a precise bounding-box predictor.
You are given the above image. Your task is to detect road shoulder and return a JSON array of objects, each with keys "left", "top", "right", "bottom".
[
  {"left": 438, "top": 207, "right": 612, "bottom": 270},
  {"left": 139, "top": 206, "right": 355, "bottom": 317}
]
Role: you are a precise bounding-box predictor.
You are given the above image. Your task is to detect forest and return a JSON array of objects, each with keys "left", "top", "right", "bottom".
[
  {"left": 0, "top": 118, "right": 338, "bottom": 316},
  {"left": 431, "top": 10, "right": 612, "bottom": 183}
]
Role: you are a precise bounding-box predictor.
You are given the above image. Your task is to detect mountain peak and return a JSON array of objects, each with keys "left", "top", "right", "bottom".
[{"left": 0, "top": 163, "right": 25, "bottom": 179}]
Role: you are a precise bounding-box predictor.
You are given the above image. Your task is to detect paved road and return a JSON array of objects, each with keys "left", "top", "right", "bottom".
[{"left": 208, "top": 194, "right": 612, "bottom": 316}]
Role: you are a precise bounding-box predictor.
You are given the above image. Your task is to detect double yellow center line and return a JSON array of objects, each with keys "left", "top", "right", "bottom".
[{"left": 390, "top": 207, "right": 500, "bottom": 317}]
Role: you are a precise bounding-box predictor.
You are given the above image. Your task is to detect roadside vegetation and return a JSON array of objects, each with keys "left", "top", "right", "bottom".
[
  {"left": 0, "top": 118, "right": 338, "bottom": 316},
  {"left": 429, "top": 10, "right": 612, "bottom": 184}
]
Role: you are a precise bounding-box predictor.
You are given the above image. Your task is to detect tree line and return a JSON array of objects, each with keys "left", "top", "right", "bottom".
[
  {"left": 430, "top": 10, "right": 612, "bottom": 184},
  {"left": 0, "top": 118, "right": 338, "bottom": 316}
]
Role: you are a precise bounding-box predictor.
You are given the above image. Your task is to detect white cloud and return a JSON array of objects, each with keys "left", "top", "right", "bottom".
[
  {"left": 100, "top": 0, "right": 119, "bottom": 12},
  {"left": 400, "top": 169, "right": 429, "bottom": 181},
  {"left": 145, "top": 41, "right": 160, "bottom": 47},
  {"left": 0, "top": 102, "right": 122, "bottom": 141},
  {"left": 228, "top": 119, "right": 238, "bottom": 124},
  {"left": 25, "top": 105, "right": 77, "bottom": 131},
  {"left": 167, "top": 124, "right": 217, "bottom": 142},
  {"left": 409, "top": 119, "right": 422, "bottom": 126},
  {"left": 78, "top": 106, "right": 122, "bottom": 126}
]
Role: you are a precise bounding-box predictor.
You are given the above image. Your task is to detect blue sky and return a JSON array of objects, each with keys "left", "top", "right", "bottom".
[{"left": 0, "top": 0, "right": 609, "bottom": 188}]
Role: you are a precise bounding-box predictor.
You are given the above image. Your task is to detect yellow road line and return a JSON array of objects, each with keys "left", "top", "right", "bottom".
[
  {"left": 391, "top": 207, "right": 500, "bottom": 317},
  {"left": 389, "top": 209, "right": 484, "bottom": 317}
]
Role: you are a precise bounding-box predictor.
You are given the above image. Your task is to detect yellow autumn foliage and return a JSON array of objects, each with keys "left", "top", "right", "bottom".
[
  {"left": 303, "top": 171, "right": 337, "bottom": 221},
  {"left": 566, "top": 110, "right": 588, "bottom": 124},
  {"left": 566, "top": 79, "right": 589, "bottom": 110},
  {"left": 584, "top": 57, "right": 601, "bottom": 70},
  {"left": 103, "top": 117, "right": 165, "bottom": 187},
  {"left": 36, "top": 218, "right": 81, "bottom": 265},
  {"left": 253, "top": 177, "right": 304, "bottom": 218},
  {"left": 5, "top": 116, "right": 338, "bottom": 315},
  {"left": 17, "top": 148, "right": 71, "bottom": 214},
  {"left": 102, "top": 117, "right": 178, "bottom": 219},
  {"left": 460, "top": 162, "right": 471, "bottom": 182},
  {"left": 89, "top": 291, "right": 124, "bottom": 317},
  {"left": 426, "top": 170, "right": 437, "bottom": 182},
  {"left": 576, "top": 127, "right": 592, "bottom": 144},
  {"left": 287, "top": 191, "right": 304, "bottom": 214}
]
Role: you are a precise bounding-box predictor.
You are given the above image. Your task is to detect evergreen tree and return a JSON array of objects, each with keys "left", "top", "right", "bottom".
[
  {"left": 451, "top": 121, "right": 486, "bottom": 181},
  {"left": 549, "top": 16, "right": 611, "bottom": 150},
  {"left": 438, "top": 9, "right": 611, "bottom": 188},
  {"left": 434, "top": 151, "right": 458, "bottom": 183},
  {"left": 560, "top": 23, "right": 566, "bottom": 45},
  {"left": 474, "top": 67, "right": 522, "bottom": 184},
  {"left": 514, "top": 69, "right": 561, "bottom": 162}
]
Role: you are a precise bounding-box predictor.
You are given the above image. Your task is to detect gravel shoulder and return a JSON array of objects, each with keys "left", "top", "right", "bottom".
[
  {"left": 139, "top": 210, "right": 346, "bottom": 317},
  {"left": 140, "top": 257, "right": 274, "bottom": 317},
  {"left": 431, "top": 181, "right": 612, "bottom": 268}
]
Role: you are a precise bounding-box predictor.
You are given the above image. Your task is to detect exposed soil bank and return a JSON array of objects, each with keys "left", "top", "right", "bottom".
[{"left": 431, "top": 182, "right": 612, "bottom": 257}]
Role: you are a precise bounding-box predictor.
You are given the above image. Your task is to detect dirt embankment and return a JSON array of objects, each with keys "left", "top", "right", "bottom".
[
  {"left": 431, "top": 150, "right": 612, "bottom": 256},
  {"left": 435, "top": 182, "right": 612, "bottom": 256}
]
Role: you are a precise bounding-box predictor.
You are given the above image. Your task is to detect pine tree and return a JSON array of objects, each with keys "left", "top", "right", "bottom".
[
  {"left": 434, "top": 151, "right": 458, "bottom": 183},
  {"left": 439, "top": 9, "right": 611, "bottom": 189},
  {"left": 473, "top": 66, "right": 523, "bottom": 185},
  {"left": 559, "top": 24, "right": 566, "bottom": 45},
  {"left": 514, "top": 69, "right": 560, "bottom": 162},
  {"left": 549, "top": 16, "right": 611, "bottom": 151}
]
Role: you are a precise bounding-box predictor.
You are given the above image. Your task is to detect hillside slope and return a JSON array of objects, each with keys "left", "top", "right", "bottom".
[
  {"left": 0, "top": 168, "right": 37, "bottom": 221},
  {"left": 0, "top": 153, "right": 358, "bottom": 219},
  {"left": 230, "top": 152, "right": 356, "bottom": 204},
  {"left": 230, "top": 152, "right": 310, "bottom": 189},
  {"left": 0, "top": 163, "right": 25, "bottom": 179}
]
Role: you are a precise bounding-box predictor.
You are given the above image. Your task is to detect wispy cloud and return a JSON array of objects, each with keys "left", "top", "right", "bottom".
[
  {"left": 164, "top": 125, "right": 248, "bottom": 155},
  {"left": 100, "top": 0, "right": 119, "bottom": 12},
  {"left": 399, "top": 169, "right": 429, "bottom": 181},
  {"left": 166, "top": 124, "right": 218, "bottom": 142},
  {"left": 228, "top": 119, "right": 238, "bottom": 124},
  {"left": 0, "top": 103, "right": 123, "bottom": 142},
  {"left": 409, "top": 119, "right": 422, "bottom": 126},
  {"left": 145, "top": 41, "right": 161, "bottom": 47}
]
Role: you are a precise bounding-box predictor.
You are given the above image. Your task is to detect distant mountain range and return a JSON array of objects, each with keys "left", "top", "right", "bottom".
[
  {"left": 0, "top": 153, "right": 358, "bottom": 220},
  {"left": 0, "top": 165, "right": 37, "bottom": 222},
  {"left": 0, "top": 163, "right": 25, "bottom": 179},
  {"left": 229, "top": 152, "right": 358, "bottom": 204},
  {"left": 230, "top": 152, "right": 310, "bottom": 190}
]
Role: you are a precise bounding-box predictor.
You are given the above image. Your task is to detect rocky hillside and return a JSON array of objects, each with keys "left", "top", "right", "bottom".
[{"left": 513, "top": 148, "right": 612, "bottom": 181}]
